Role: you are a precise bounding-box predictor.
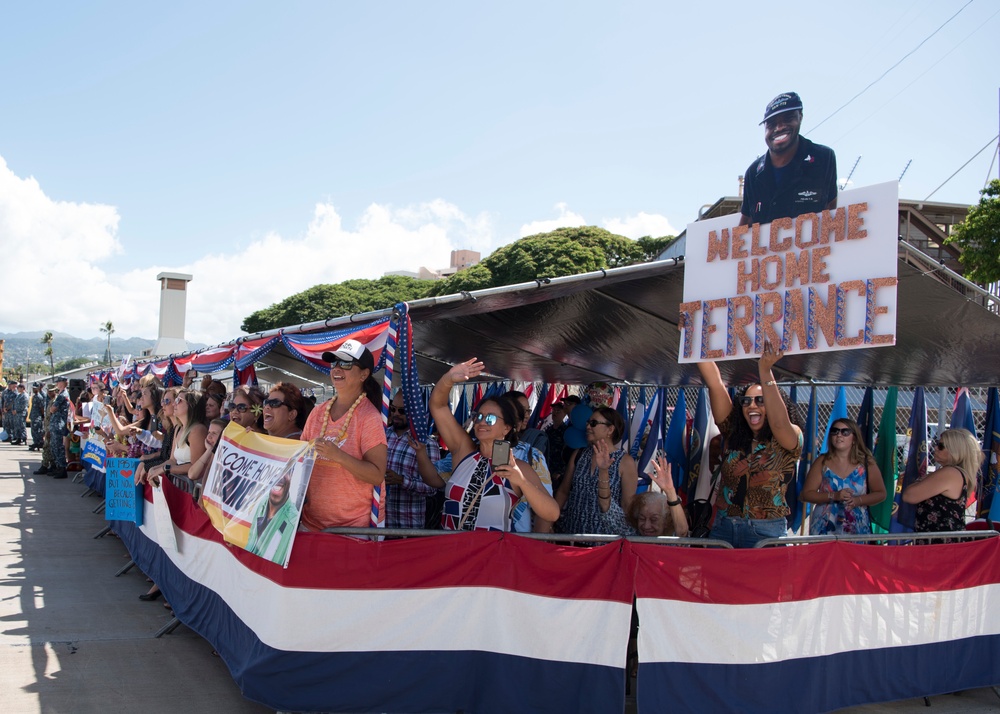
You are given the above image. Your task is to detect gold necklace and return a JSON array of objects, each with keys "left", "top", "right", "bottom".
[{"left": 319, "top": 392, "right": 366, "bottom": 444}]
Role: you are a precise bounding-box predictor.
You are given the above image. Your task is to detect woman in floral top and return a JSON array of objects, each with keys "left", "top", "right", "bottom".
[{"left": 697, "top": 339, "right": 804, "bottom": 548}]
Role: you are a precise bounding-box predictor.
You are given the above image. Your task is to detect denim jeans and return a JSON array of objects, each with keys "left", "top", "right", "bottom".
[{"left": 710, "top": 515, "right": 787, "bottom": 548}]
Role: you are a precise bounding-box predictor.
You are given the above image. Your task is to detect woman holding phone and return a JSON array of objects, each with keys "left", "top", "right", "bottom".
[{"left": 428, "top": 358, "right": 559, "bottom": 531}]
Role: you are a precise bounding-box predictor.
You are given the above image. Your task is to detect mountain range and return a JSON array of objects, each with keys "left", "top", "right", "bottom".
[{"left": 0, "top": 331, "right": 205, "bottom": 365}]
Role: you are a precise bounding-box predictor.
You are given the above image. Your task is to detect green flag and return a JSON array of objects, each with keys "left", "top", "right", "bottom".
[{"left": 870, "top": 387, "right": 898, "bottom": 532}]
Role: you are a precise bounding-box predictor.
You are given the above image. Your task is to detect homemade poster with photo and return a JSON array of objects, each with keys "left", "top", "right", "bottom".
[
  {"left": 679, "top": 181, "right": 898, "bottom": 362},
  {"left": 201, "top": 422, "right": 315, "bottom": 567}
]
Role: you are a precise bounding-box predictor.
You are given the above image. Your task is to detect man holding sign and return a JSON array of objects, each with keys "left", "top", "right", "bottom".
[{"left": 740, "top": 92, "right": 837, "bottom": 226}]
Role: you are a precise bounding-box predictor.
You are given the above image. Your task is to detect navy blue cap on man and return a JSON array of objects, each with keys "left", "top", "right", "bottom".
[{"left": 760, "top": 91, "right": 803, "bottom": 125}]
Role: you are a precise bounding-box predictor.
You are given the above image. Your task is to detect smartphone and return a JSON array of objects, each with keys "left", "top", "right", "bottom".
[{"left": 491, "top": 439, "right": 511, "bottom": 467}]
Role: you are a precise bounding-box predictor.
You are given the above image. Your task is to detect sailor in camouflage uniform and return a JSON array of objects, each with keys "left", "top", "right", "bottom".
[
  {"left": 0, "top": 382, "right": 16, "bottom": 442},
  {"left": 34, "top": 385, "right": 58, "bottom": 475},
  {"left": 28, "top": 383, "right": 46, "bottom": 451},
  {"left": 12, "top": 384, "right": 28, "bottom": 445},
  {"left": 48, "top": 377, "right": 71, "bottom": 478}
]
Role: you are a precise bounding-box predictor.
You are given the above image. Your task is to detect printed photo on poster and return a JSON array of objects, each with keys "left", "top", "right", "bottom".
[{"left": 201, "top": 422, "right": 315, "bottom": 567}]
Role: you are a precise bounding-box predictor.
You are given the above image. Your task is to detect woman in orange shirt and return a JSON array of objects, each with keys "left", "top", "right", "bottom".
[{"left": 299, "top": 340, "right": 388, "bottom": 531}]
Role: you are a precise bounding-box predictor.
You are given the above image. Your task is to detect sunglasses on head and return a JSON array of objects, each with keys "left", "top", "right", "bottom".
[
  {"left": 329, "top": 359, "right": 358, "bottom": 370},
  {"left": 830, "top": 427, "right": 853, "bottom": 437},
  {"left": 263, "top": 398, "right": 287, "bottom": 409},
  {"left": 227, "top": 402, "right": 250, "bottom": 413},
  {"left": 739, "top": 395, "right": 765, "bottom": 407},
  {"left": 472, "top": 412, "right": 499, "bottom": 426},
  {"left": 389, "top": 405, "right": 406, "bottom": 414},
  {"left": 587, "top": 419, "right": 610, "bottom": 428}
]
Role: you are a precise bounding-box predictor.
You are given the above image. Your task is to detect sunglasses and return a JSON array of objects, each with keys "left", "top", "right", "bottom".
[
  {"left": 263, "top": 398, "right": 287, "bottom": 409},
  {"left": 472, "top": 412, "right": 499, "bottom": 426},
  {"left": 162, "top": 398, "right": 172, "bottom": 405},
  {"left": 587, "top": 419, "right": 610, "bottom": 428},
  {"left": 227, "top": 402, "right": 251, "bottom": 413},
  {"left": 389, "top": 406, "right": 406, "bottom": 414},
  {"left": 739, "top": 395, "right": 766, "bottom": 407},
  {"left": 830, "top": 427, "right": 853, "bottom": 437},
  {"left": 329, "top": 359, "right": 358, "bottom": 370},
  {"left": 934, "top": 440, "right": 945, "bottom": 451}
]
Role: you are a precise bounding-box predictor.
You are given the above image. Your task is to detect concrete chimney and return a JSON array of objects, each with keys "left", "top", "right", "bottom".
[{"left": 153, "top": 272, "right": 193, "bottom": 356}]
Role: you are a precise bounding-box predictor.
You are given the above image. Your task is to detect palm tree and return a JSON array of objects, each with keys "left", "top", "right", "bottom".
[
  {"left": 40, "top": 331, "right": 54, "bottom": 377},
  {"left": 99, "top": 321, "right": 115, "bottom": 367}
]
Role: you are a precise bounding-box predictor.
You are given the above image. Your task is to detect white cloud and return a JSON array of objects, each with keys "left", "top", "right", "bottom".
[
  {"left": 176, "top": 200, "right": 490, "bottom": 343},
  {"left": 0, "top": 158, "right": 498, "bottom": 347},
  {"left": 602, "top": 211, "right": 678, "bottom": 239},
  {"left": 0, "top": 156, "right": 130, "bottom": 339},
  {"left": 0, "top": 157, "right": 686, "bottom": 352},
  {"left": 519, "top": 202, "right": 587, "bottom": 237}
]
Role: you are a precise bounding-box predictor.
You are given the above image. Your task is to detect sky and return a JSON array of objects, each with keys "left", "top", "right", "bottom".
[{"left": 0, "top": 1, "right": 997, "bottom": 346}]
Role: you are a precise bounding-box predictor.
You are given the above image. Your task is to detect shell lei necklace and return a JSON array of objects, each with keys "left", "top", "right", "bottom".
[{"left": 319, "top": 392, "right": 366, "bottom": 445}]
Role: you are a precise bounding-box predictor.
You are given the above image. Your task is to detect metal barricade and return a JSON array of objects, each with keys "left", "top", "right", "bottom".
[
  {"left": 754, "top": 530, "right": 999, "bottom": 547},
  {"left": 319, "top": 527, "right": 734, "bottom": 548}
]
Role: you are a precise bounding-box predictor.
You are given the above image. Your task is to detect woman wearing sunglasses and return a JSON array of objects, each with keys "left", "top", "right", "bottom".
[
  {"left": 800, "top": 418, "right": 885, "bottom": 534},
  {"left": 903, "top": 428, "right": 982, "bottom": 535},
  {"left": 299, "top": 340, "right": 388, "bottom": 531},
  {"left": 228, "top": 385, "right": 265, "bottom": 433},
  {"left": 696, "top": 339, "right": 804, "bottom": 547},
  {"left": 554, "top": 405, "right": 638, "bottom": 539},
  {"left": 262, "top": 382, "right": 311, "bottom": 439},
  {"left": 428, "top": 358, "right": 559, "bottom": 531}
]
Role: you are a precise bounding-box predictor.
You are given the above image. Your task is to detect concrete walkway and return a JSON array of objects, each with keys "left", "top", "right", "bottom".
[
  {"left": 0, "top": 441, "right": 269, "bottom": 714},
  {"left": 0, "top": 438, "right": 996, "bottom": 714}
]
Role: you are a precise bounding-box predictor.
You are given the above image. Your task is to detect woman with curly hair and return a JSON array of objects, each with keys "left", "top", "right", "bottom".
[{"left": 697, "top": 340, "right": 804, "bottom": 548}]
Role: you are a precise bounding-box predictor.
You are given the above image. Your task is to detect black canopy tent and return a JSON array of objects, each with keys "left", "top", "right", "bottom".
[
  {"left": 141, "top": 251, "right": 1000, "bottom": 390},
  {"left": 401, "top": 255, "right": 1000, "bottom": 388}
]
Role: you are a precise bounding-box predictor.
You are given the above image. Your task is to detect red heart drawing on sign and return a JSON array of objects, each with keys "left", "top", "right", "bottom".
[{"left": 122, "top": 470, "right": 133, "bottom": 478}]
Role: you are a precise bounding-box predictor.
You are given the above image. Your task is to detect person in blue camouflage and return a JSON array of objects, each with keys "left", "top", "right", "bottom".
[
  {"left": 34, "top": 385, "right": 58, "bottom": 475},
  {"left": 28, "top": 383, "right": 46, "bottom": 451},
  {"left": 12, "top": 384, "right": 28, "bottom": 445},
  {"left": 48, "top": 376, "right": 71, "bottom": 478},
  {"left": 1, "top": 382, "right": 16, "bottom": 443}
]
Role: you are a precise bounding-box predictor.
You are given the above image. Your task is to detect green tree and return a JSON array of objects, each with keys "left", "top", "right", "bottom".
[
  {"left": 946, "top": 179, "right": 1000, "bottom": 284},
  {"left": 99, "top": 321, "right": 115, "bottom": 367},
  {"left": 40, "top": 331, "right": 54, "bottom": 377},
  {"left": 241, "top": 275, "right": 431, "bottom": 333},
  {"left": 428, "top": 226, "right": 674, "bottom": 296}
]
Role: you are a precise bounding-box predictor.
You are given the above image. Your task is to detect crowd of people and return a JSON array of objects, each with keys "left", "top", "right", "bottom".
[{"left": 3, "top": 330, "right": 985, "bottom": 552}]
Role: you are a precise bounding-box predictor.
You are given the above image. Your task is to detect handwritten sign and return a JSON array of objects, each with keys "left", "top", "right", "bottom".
[
  {"left": 105, "top": 457, "right": 143, "bottom": 525},
  {"left": 679, "top": 181, "right": 898, "bottom": 362}
]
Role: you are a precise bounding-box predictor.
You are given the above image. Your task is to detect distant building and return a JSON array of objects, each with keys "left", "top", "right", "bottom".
[{"left": 384, "top": 249, "right": 481, "bottom": 281}]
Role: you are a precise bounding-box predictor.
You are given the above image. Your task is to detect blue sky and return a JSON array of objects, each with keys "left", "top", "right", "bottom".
[{"left": 1, "top": 1, "right": 996, "bottom": 344}]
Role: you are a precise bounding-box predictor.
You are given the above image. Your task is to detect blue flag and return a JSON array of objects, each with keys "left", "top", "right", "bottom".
[
  {"left": 981, "top": 388, "right": 1000, "bottom": 521},
  {"left": 892, "top": 387, "right": 927, "bottom": 532},
  {"left": 949, "top": 388, "right": 977, "bottom": 438},
  {"left": 637, "top": 388, "right": 666, "bottom": 486},
  {"left": 821, "top": 386, "right": 849, "bottom": 454},
  {"left": 630, "top": 390, "right": 657, "bottom": 459},
  {"left": 528, "top": 383, "right": 549, "bottom": 429},
  {"left": 665, "top": 389, "right": 687, "bottom": 493},
  {"left": 789, "top": 387, "right": 817, "bottom": 532},
  {"left": 452, "top": 385, "right": 469, "bottom": 425}
]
